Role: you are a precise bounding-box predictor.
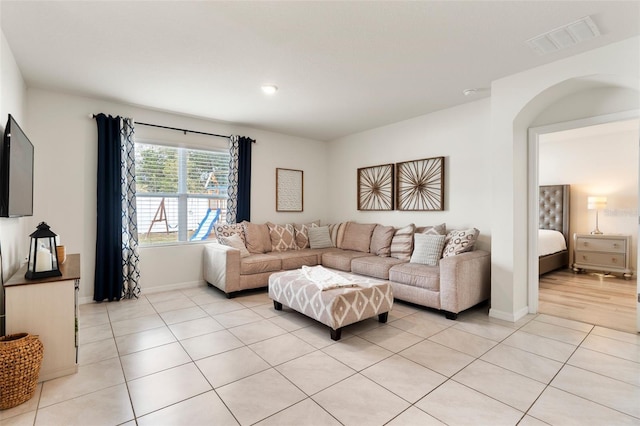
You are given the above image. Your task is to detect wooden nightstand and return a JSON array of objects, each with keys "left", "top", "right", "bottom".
[{"left": 572, "top": 234, "right": 633, "bottom": 279}]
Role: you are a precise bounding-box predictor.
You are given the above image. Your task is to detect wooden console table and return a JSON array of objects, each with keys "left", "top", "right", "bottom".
[{"left": 4, "top": 254, "right": 80, "bottom": 382}]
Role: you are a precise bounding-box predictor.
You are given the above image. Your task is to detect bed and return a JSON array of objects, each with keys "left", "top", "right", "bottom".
[{"left": 539, "top": 185, "right": 570, "bottom": 275}]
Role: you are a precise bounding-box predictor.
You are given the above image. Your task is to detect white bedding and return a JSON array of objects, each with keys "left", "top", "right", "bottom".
[{"left": 538, "top": 229, "right": 567, "bottom": 257}]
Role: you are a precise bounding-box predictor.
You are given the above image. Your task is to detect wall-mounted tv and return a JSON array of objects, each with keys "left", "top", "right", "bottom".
[{"left": 0, "top": 114, "right": 34, "bottom": 217}]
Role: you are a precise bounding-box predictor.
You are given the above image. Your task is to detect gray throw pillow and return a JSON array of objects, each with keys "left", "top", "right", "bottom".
[
  {"left": 308, "top": 226, "right": 334, "bottom": 249},
  {"left": 410, "top": 233, "right": 446, "bottom": 266}
]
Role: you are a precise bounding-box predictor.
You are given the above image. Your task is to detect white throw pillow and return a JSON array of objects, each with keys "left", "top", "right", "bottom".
[
  {"left": 442, "top": 228, "right": 479, "bottom": 258},
  {"left": 308, "top": 226, "right": 334, "bottom": 249},
  {"left": 220, "top": 234, "right": 250, "bottom": 258},
  {"left": 410, "top": 233, "right": 446, "bottom": 266}
]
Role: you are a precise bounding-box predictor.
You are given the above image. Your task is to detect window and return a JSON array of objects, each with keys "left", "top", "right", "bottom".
[{"left": 135, "top": 142, "right": 229, "bottom": 245}]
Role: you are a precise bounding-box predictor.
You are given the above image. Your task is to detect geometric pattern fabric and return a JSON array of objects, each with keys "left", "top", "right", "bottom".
[{"left": 268, "top": 269, "right": 393, "bottom": 331}]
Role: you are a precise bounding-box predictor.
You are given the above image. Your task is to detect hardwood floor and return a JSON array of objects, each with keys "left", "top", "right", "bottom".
[{"left": 539, "top": 268, "right": 638, "bottom": 333}]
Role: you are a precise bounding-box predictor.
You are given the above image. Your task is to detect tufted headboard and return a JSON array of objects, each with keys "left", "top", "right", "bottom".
[{"left": 539, "top": 185, "right": 570, "bottom": 243}]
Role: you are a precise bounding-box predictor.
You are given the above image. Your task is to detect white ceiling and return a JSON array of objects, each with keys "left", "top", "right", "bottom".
[{"left": 1, "top": 1, "right": 639, "bottom": 141}]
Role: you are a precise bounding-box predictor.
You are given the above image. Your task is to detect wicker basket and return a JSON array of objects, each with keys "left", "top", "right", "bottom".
[{"left": 0, "top": 333, "right": 44, "bottom": 410}]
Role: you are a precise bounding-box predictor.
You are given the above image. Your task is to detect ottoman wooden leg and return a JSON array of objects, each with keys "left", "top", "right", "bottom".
[
  {"left": 330, "top": 328, "right": 343, "bottom": 341},
  {"left": 378, "top": 312, "right": 389, "bottom": 323},
  {"left": 273, "top": 301, "right": 283, "bottom": 311}
]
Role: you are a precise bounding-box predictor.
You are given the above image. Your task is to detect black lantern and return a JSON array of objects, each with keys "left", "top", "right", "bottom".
[{"left": 25, "top": 222, "right": 62, "bottom": 280}]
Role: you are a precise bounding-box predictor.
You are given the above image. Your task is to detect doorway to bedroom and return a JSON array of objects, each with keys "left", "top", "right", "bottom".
[{"left": 536, "top": 118, "right": 639, "bottom": 333}]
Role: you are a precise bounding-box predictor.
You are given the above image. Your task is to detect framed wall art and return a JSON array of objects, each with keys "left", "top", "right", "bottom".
[
  {"left": 276, "top": 168, "right": 303, "bottom": 212},
  {"left": 357, "top": 163, "right": 394, "bottom": 211},
  {"left": 396, "top": 156, "right": 444, "bottom": 211}
]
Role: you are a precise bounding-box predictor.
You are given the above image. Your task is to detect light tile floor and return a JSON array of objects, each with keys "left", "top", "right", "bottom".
[{"left": 2, "top": 286, "right": 639, "bottom": 425}]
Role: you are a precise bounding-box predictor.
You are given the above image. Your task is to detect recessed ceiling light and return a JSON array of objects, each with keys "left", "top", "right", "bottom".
[
  {"left": 261, "top": 84, "right": 278, "bottom": 95},
  {"left": 462, "top": 88, "right": 478, "bottom": 96}
]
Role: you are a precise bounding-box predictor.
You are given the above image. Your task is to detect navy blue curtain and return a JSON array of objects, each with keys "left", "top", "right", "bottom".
[
  {"left": 236, "top": 136, "right": 253, "bottom": 222},
  {"left": 94, "top": 114, "right": 123, "bottom": 302}
]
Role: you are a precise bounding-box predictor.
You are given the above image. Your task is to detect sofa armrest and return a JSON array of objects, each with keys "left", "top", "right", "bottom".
[
  {"left": 439, "top": 250, "right": 490, "bottom": 314},
  {"left": 203, "top": 243, "right": 241, "bottom": 294}
]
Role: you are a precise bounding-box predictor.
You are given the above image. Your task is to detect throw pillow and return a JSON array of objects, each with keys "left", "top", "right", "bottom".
[
  {"left": 308, "top": 226, "right": 334, "bottom": 249},
  {"left": 328, "top": 222, "right": 349, "bottom": 248},
  {"left": 220, "top": 234, "right": 250, "bottom": 258},
  {"left": 410, "top": 234, "right": 446, "bottom": 266},
  {"left": 442, "top": 228, "right": 480, "bottom": 258},
  {"left": 294, "top": 221, "right": 320, "bottom": 249},
  {"left": 242, "top": 221, "right": 271, "bottom": 254},
  {"left": 214, "top": 223, "right": 245, "bottom": 245},
  {"left": 416, "top": 223, "right": 446, "bottom": 236},
  {"left": 369, "top": 225, "right": 395, "bottom": 257},
  {"left": 390, "top": 224, "right": 415, "bottom": 261},
  {"left": 341, "top": 222, "right": 377, "bottom": 253},
  {"left": 267, "top": 222, "right": 297, "bottom": 252}
]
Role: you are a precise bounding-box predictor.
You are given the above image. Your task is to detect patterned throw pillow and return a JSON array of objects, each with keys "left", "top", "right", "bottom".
[
  {"left": 308, "top": 226, "right": 334, "bottom": 249},
  {"left": 242, "top": 221, "right": 272, "bottom": 253},
  {"left": 267, "top": 222, "right": 297, "bottom": 252},
  {"left": 416, "top": 223, "right": 446, "bottom": 236},
  {"left": 214, "top": 223, "right": 245, "bottom": 245},
  {"left": 220, "top": 234, "right": 250, "bottom": 258},
  {"left": 294, "top": 221, "right": 320, "bottom": 249},
  {"left": 410, "top": 234, "right": 446, "bottom": 266},
  {"left": 390, "top": 224, "right": 415, "bottom": 261},
  {"left": 341, "top": 222, "right": 377, "bottom": 253},
  {"left": 369, "top": 225, "right": 395, "bottom": 257},
  {"left": 327, "top": 222, "right": 349, "bottom": 248},
  {"left": 442, "top": 228, "right": 480, "bottom": 258}
]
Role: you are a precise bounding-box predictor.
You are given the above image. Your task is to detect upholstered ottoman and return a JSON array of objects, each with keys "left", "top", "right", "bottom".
[{"left": 268, "top": 267, "right": 393, "bottom": 340}]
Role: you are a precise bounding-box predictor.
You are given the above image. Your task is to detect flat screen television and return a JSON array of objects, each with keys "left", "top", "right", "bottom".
[{"left": 0, "top": 114, "right": 34, "bottom": 217}]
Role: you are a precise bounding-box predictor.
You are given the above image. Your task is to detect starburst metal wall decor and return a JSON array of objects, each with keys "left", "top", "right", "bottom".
[
  {"left": 396, "top": 156, "right": 444, "bottom": 211},
  {"left": 357, "top": 163, "right": 394, "bottom": 211}
]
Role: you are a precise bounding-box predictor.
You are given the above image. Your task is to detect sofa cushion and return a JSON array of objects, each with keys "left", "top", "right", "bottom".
[
  {"left": 321, "top": 250, "right": 374, "bottom": 272},
  {"left": 267, "top": 222, "right": 297, "bottom": 252},
  {"left": 220, "top": 234, "right": 250, "bottom": 258},
  {"left": 271, "top": 249, "right": 319, "bottom": 270},
  {"left": 370, "top": 225, "right": 395, "bottom": 257},
  {"left": 389, "top": 263, "right": 440, "bottom": 291},
  {"left": 416, "top": 223, "right": 446, "bottom": 236},
  {"left": 242, "top": 222, "right": 271, "bottom": 254},
  {"left": 308, "top": 226, "right": 334, "bottom": 249},
  {"left": 351, "top": 256, "right": 406, "bottom": 280},
  {"left": 341, "top": 222, "right": 376, "bottom": 253},
  {"left": 214, "top": 223, "right": 246, "bottom": 245},
  {"left": 442, "top": 228, "right": 479, "bottom": 258},
  {"left": 390, "top": 224, "right": 415, "bottom": 261},
  {"left": 240, "top": 254, "right": 282, "bottom": 275},
  {"left": 410, "top": 234, "right": 446, "bottom": 266},
  {"left": 294, "top": 221, "right": 320, "bottom": 249},
  {"left": 328, "top": 222, "right": 349, "bottom": 248}
]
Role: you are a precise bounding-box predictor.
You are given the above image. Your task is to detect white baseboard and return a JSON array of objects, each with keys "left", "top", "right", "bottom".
[
  {"left": 78, "top": 280, "right": 207, "bottom": 305},
  {"left": 489, "top": 306, "right": 530, "bottom": 323}
]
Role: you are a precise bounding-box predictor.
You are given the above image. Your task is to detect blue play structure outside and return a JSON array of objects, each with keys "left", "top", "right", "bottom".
[{"left": 189, "top": 208, "right": 221, "bottom": 241}]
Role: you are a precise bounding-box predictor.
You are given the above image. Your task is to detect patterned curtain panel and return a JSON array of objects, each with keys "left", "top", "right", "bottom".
[
  {"left": 120, "top": 118, "right": 140, "bottom": 299},
  {"left": 226, "top": 135, "right": 254, "bottom": 224},
  {"left": 226, "top": 136, "right": 239, "bottom": 224},
  {"left": 94, "top": 114, "right": 140, "bottom": 302}
]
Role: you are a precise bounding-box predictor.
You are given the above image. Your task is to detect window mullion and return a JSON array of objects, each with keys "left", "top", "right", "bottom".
[{"left": 177, "top": 148, "right": 188, "bottom": 241}]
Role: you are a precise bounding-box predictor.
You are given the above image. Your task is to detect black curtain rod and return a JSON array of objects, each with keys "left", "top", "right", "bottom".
[
  {"left": 135, "top": 121, "right": 232, "bottom": 139},
  {"left": 91, "top": 114, "right": 255, "bottom": 142}
]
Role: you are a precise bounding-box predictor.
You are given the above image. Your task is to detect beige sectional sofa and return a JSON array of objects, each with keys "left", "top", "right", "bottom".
[{"left": 203, "top": 221, "right": 490, "bottom": 319}]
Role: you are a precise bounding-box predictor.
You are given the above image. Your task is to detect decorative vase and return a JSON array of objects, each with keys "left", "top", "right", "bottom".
[
  {"left": 56, "top": 245, "right": 66, "bottom": 264},
  {"left": 0, "top": 333, "right": 44, "bottom": 409}
]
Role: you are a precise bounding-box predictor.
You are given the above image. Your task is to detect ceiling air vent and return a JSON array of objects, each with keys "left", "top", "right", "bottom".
[{"left": 526, "top": 16, "right": 601, "bottom": 55}]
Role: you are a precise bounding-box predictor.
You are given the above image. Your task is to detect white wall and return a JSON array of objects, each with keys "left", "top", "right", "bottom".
[
  {"left": 327, "top": 98, "right": 493, "bottom": 251},
  {"left": 490, "top": 36, "right": 640, "bottom": 321},
  {"left": 539, "top": 120, "right": 639, "bottom": 271},
  {"left": 0, "top": 29, "right": 28, "bottom": 282},
  {"left": 25, "top": 88, "right": 328, "bottom": 302}
]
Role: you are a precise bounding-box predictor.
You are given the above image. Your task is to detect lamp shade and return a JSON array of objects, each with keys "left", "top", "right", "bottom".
[{"left": 587, "top": 196, "right": 607, "bottom": 210}]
